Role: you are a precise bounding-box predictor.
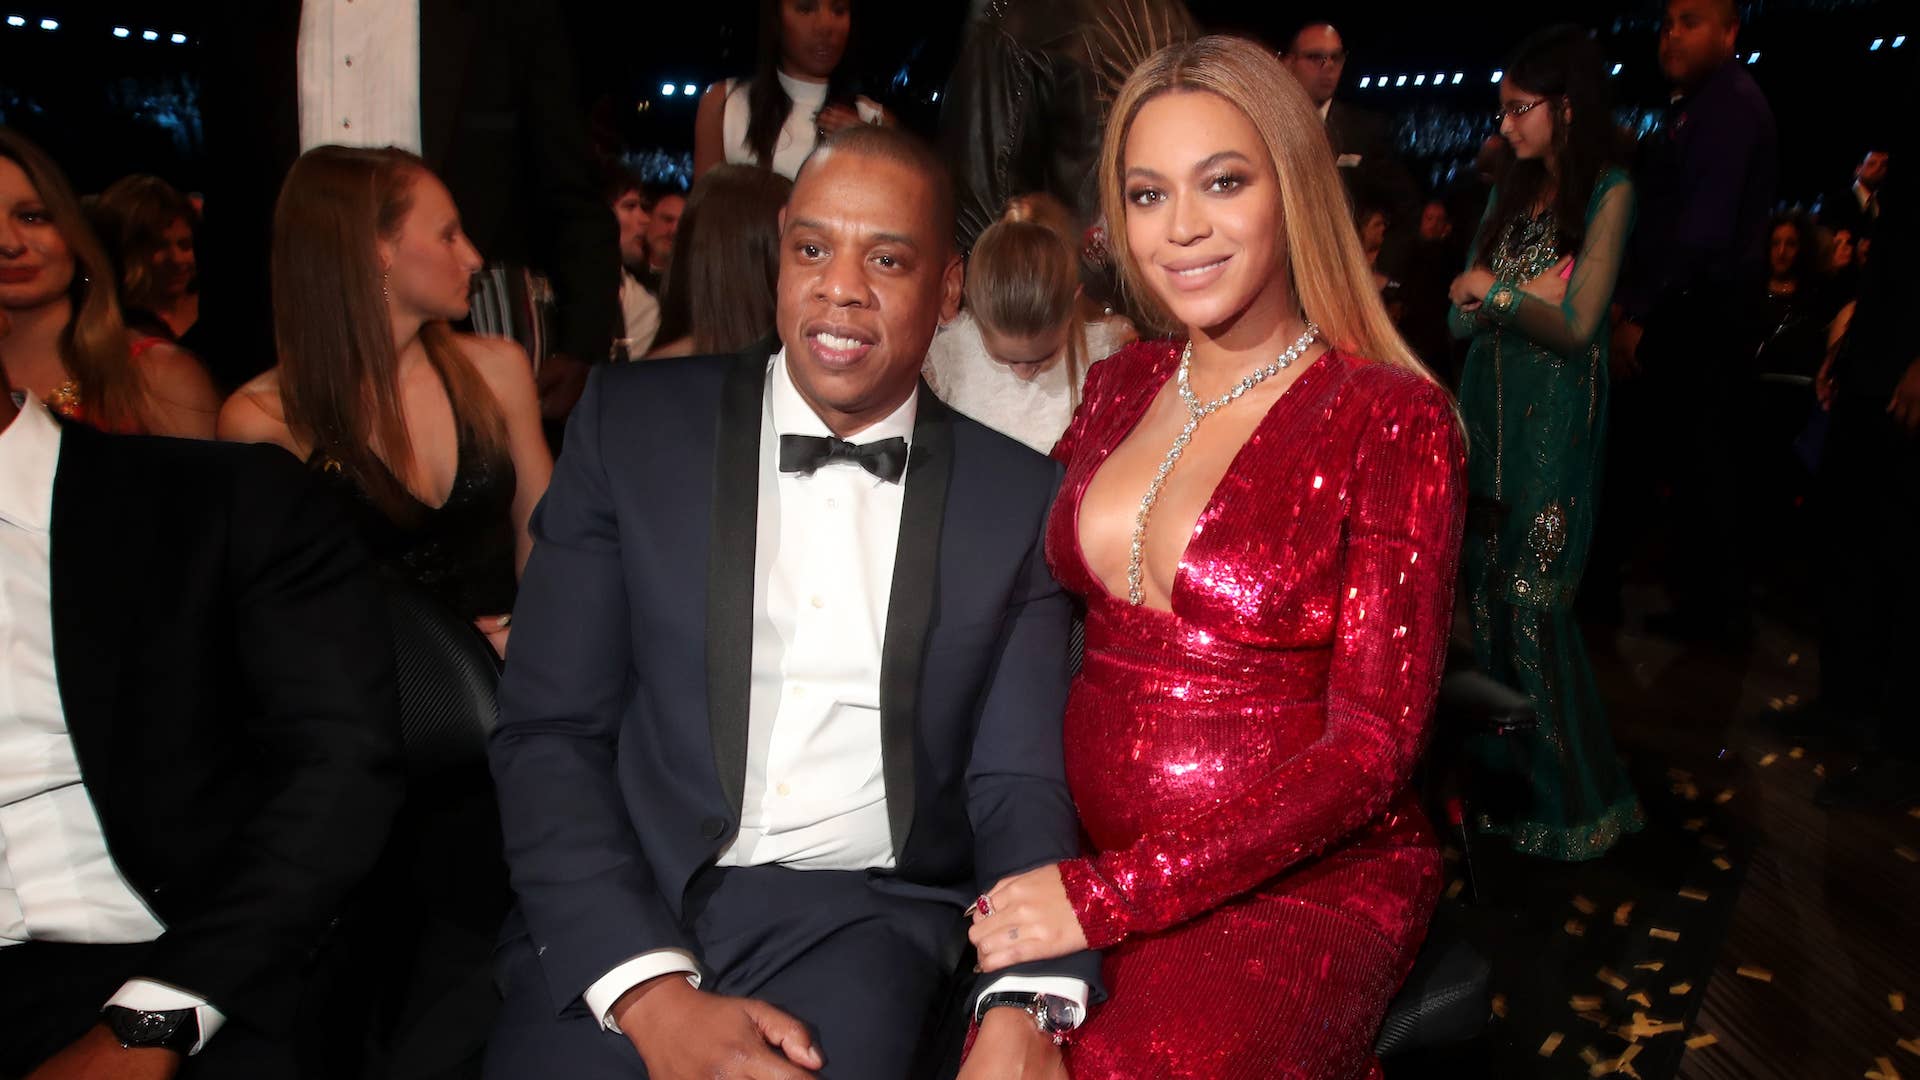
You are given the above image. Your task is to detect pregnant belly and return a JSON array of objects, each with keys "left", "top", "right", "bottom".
[{"left": 1063, "top": 677, "right": 1325, "bottom": 849}]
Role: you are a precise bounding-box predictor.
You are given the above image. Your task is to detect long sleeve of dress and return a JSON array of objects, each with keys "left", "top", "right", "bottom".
[
  {"left": 1449, "top": 190, "right": 1498, "bottom": 342},
  {"left": 1490, "top": 175, "right": 1636, "bottom": 355},
  {"left": 1059, "top": 381, "right": 1466, "bottom": 948}
]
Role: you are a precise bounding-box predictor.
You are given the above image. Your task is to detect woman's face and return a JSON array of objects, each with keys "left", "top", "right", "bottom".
[
  {"left": 381, "top": 171, "right": 483, "bottom": 322},
  {"left": 780, "top": 0, "right": 851, "bottom": 81},
  {"left": 1360, "top": 211, "right": 1388, "bottom": 252},
  {"left": 149, "top": 215, "right": 196, "bottom": 299},
  {"left": 1497, "top": 79, "right": 1557, "bottom": 163},
  {"left": 1768, "top": 223, "right": 1799, "bottom": 279},
  {"left": 0, "top": 156, "right": 77, "bottom": 313},
  {"left": 1120, "top": 90, "right": 1288, "bottom": 336},
  {"left": 1830, "top": 229, "right": 1855, "bottom": 270},
  {"left": 979, "top": 319, "right": 1070, "bottom": 382}
]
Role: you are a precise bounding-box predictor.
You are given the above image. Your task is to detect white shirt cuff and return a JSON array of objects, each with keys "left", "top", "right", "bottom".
[
  {"left": 974, "top": 976, "right": 1091, "bottom": 1029},
  {"left": 582, "top": 949, "right": 703, "bottom": 1033},
  {"left": 106, "top": 980, "right": 226, "bottom": 1055}
]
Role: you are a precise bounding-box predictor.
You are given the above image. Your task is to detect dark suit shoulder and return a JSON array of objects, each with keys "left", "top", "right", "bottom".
[{"left": 60, "top": 423, "right": 307, "bottom": 501}]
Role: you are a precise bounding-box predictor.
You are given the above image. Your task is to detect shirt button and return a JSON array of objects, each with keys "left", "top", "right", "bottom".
[
  {"left": 344, "top": 56, "right": 353, "bottom": 67},
  {"left": 810, "top": 596, "right": 825, "bottom": 609},
  {"left": 776, "top": 783, "right": 792, "bottom": 797},
  {"left": 342, "top": 118, "right": 352, "bottom": 130},
  {"left": 825, "top": 497, "right": 838, "bottom": 509}
]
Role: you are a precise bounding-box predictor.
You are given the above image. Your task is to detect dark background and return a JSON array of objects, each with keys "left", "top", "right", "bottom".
[{"left": 0, "top": 0, "right": 1910, "bottom": 207}]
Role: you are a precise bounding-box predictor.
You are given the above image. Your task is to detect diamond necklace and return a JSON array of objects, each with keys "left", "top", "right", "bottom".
[{"left": 1126, "top": 322, "right": 1321, "bottom": 606}]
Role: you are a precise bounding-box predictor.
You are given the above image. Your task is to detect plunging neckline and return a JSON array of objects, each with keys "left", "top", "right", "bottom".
[{"left": 1072, "top": 344, "right": 1336, "bottom": 616}]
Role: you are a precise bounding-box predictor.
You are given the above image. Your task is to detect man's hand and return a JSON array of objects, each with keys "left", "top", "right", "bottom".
[
  {"left": 955, "top": 1007, "right": 1069, "bottom": 1080},
  {"left": 1888, "top": 357, "right": 1920, "bottom": 432},
  {"left": 968, "top": 863, "right": 1088, "bottom": 972},
  {"left": 25, "top": 1024, "right": 180, "bottom": 1080},
  {"left": 535, "top": 352, "right": 591, "bottom": 421},
  {"left": 1610, "top": 318, "right": 1644, "bottom": 380},
  {"left": 613, "top": 976, "right": 821, "bottom": 1080}
]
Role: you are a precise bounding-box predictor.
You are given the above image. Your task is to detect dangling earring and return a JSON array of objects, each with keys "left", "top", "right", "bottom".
[{"left": 381, "top": 269, "right": 390, "bottom": 305}]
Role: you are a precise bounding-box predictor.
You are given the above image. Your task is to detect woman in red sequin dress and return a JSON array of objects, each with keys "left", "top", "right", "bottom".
[{"left": 964, "top": 38, "right": 1465, "bottom": 1079}]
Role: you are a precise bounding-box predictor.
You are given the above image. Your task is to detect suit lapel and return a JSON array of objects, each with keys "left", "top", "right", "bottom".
[
  {"left": 46, "top": 426, "right": 134, "bottom": 811},
  {"left": 879, "top": 384, "right": 952, "bottom": 859},
  {"left": 705, "top": 353, "right": 769, "bottom": 818},
  {"left": 418, "top": 0, "right": 477, "bottom": 168}
]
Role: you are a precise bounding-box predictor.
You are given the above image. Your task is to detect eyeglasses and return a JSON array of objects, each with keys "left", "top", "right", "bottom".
[
  {"left": 1492, "top": 96, "right": 1552, "bottom": 124},
  {"left": 1295, "top": 50, "right": 1347, "bottom": 67}
]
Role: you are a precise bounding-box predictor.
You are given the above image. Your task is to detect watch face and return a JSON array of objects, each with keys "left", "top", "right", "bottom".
[{"left": 108, "top": 1007, "right": 191, "bottom": 1048}]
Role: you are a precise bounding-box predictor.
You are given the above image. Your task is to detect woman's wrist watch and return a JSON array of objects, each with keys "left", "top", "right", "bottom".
[{"left": 975, "top": 991, "right": 1080, "bottom": 1046}]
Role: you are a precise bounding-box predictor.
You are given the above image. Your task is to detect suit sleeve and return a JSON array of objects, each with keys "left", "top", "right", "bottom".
[
  {"left": 490, "top": 367, "right": 696, "bottom": 1014},
  {"left": 523, "top": 3, "right": 618, "bottom": 364},
  {"left": 1058, "top": 382, "right": 1464, "bottom": 948},
  {"left": 965, "top": 467, "right": 1104, "bottom": 1000},
  {"left": 138, "top": 451, "right": 404, "bottom": 1034}
]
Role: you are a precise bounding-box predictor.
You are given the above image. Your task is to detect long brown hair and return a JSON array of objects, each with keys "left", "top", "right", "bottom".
[
  {"left": 654, "top": 164, "right": 792, "bottom": 353},
  {"left": 271, "top": 145, "right": 504, "bottom": 519},
  {"left": 0, "top": 127, "right": 148, "bottom": 430},
  {"left": 1097, "top": 37, "right": 1439, "bottom": 384},
  {"left": 90, "top": 173, "right": 198, "bottom": 320},
  {"left": 965, "top": 193, "right": 1089, "bottom": 406}
]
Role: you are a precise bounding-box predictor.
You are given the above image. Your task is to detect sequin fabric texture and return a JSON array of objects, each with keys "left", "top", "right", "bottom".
[{"left": 1046, "top": 341, "right": 1466, "bottom": 1079}]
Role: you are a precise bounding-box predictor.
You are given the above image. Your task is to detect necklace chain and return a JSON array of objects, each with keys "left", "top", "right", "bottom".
[{"left": 1126, "top": 322, "right": 1320, "bottom": 606}]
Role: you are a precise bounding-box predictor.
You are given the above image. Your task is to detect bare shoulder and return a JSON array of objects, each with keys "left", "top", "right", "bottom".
[
  {"left": 217, "top": 370, "right": 298, "bottom": 449},
  {"left": 454, "top": 333, "right": 538, "bottom": 404}
]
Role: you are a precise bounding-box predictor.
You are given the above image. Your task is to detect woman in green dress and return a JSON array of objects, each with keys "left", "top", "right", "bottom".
[{"left": 1448, "top": 24, "right": 1643, "bottom": 861}]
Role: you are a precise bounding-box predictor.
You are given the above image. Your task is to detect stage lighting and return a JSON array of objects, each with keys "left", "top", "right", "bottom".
[
  {"left": 170, "top": 32, "right": 186, "bottom": 43},
  {"left": 1414, "top": 74, "right": 1425, "bottom": 86},
  {"left": 662, "top": 83, "right": 677, "bottom": 96},
  {"left": 1611, "top": 63, "right": 1623, "bottom": 75},
  {"left": 142, "top": 29, "right": 158, "bottom": 40},
  {"left": 113, "top": 26, "right": 130, "bottom": 37},
  {"left": 1395, "top": 75, "right": 1406, "bottom": 86},
  {"left": 1490, "top": 69, "right": 1504, "bottom": 83},
  {"left": 1746, "top": 52, "right": 1759, "bottom": 63},
  {"left": 38, "top": 16, "right": 55, "bottom": 30},
  {"left": 682, "top": 84, "right": 696, "bottom": 96},
  {"left": 1870, "top": 38, "right": 1883, "bottom": 51},
  {"left": 1359, "top": 77, "right": 1371, "bottom": 88},
  {"left": 1893, "top": 36, "right": 1906, "bottom": 48},
  {"left": 3, "top": 16, "right": 23, "bottom": 28},
  {"left": 1452, "top": 72, "right": 1464, "bottom": 84}
]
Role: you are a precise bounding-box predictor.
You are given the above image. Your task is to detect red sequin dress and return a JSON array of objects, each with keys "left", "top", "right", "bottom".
[{"left": 1046, "top": 341, "right": 1465, "bottom": 1079}]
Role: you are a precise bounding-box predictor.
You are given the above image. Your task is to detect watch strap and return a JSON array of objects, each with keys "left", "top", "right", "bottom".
[{"left": 101, "top": 1005, "right": 199, "bottom": 1055}]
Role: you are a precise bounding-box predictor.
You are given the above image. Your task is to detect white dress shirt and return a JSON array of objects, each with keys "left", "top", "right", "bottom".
[
  {"left": 298, "top": 0, "right": 424, "bottom": 153},
  {"left": 616, "top": 272, "right": 662, "bottom": 361},
  {"left": 0, "top": 396, "right": 223, "bottom": 1052},
  {"left": 583, "top": 354, "right": 1088, "bottom": 1032}
]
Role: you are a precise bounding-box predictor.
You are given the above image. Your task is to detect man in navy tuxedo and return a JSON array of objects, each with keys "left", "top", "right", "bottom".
[{"left": 485, "top": 125, "right": 1099, "bottom": 1079}]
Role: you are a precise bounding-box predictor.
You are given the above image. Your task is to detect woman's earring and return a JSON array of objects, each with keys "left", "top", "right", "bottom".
[{"left": 382, "top": 269, "right": 391, "bottom": 305}]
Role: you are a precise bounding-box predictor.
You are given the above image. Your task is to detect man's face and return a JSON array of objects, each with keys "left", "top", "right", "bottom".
[
  {"left": 1419, "top": 202, "right": 1451, "bottom": 242},
  {"left": 1283, "top": 25, "right": 1346, "bottom": 109},
  {"left": 644, "top": 194, "right": 685, "bottom": 270},
  {"left": 1858, "top": 151, "right": 1890, "bottom": 190},
  {"left": 613, "top": 190, "right": 649, "bottom": 269},
  {"left": 1659, "top": 0, "right": 1738, "bottom": 88},
  {"left": 775, "top": 150, "right": 962, "bottom": 436}
]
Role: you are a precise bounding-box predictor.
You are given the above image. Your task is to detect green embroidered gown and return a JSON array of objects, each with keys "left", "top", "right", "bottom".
[{"left": 1449, "top": 167, "right": 1644, "bottom": 861}]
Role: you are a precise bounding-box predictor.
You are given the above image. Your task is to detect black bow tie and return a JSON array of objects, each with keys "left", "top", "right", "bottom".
[{"left": 778, "top": 433, "right": 909, "bottom": 483}]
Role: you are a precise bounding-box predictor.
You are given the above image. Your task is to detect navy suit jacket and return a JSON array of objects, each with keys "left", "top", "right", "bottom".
[{"left": 490, "top": 349, "right": 1101, "bottom": 1014}]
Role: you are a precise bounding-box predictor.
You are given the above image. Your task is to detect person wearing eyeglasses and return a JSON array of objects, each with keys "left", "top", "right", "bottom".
[
  {"left": 1280, "top": 21, "right": 1418, "bottom": 242},
  {"left": 1446, "top": 24, "right": 1643, "bottom": 863}
]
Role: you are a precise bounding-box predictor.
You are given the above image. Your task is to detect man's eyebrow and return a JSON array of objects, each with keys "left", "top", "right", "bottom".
[{"left": 783, "top": 217, "right": 921, "bottom": 252}]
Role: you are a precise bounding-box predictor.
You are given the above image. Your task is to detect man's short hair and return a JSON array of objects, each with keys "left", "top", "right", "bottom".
[
  {"left": 602, "top": 164, "right": 642, "bottom": 206},
  {"left": 800, "top": 125, "right": 956, "bottom": 253},
  {"left": 1282, "top": 20, "right": 1342, "bottom": 56},
  {"left": 640, "top": 181, "right": 688, "bottom": 212},
  {"left": 1670, "top": 0, "right": 1740, "bottom": 27}
]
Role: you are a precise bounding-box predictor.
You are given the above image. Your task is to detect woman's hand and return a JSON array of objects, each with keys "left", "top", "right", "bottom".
[
  {"left": 477, "top": 614, "right": 511, "bottom": 658},
  {"left": 968, "top": 864, "right": 1088, "bottom": 972},
  {"left": 814, "top": 103, "right": 863, "bottom": 138},
  {"left": 1521, "top": 256, "right": 1573, "bottom": 305},
  {"left": 1449, "top": 268, "right": 1497, "bottom": 310}
]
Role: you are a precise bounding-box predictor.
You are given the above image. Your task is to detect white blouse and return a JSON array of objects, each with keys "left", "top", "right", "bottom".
[
  {"left": 924, "top": 312, "right": 1134, "bottom": 455},
  {"left": 721, "top": 70, "right": 882, "bottom": 180}
]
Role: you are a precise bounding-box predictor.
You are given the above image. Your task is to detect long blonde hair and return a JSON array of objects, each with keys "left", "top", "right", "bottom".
[
  {"left": 0, "top": 127, "right": 149, "bottom": 431},
  {"left": 965, "top": 193, "right": 1089, "bottom": 406},
  {"left": 1097, "top": 36, "right": 1438, "bottom": 384}
]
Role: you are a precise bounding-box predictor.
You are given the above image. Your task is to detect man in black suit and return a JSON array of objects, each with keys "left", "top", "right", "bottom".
[
  {"left": 194, "top": 0, "right": 616, "bottom": 419},
  {"left": 486, "top": 125, "right": 1099, "bottom": 1079},
  {"left": 0, "top": 387, "right": 402, "bottom": 1078},
  {"left": 1281, "top": 21, "right": 1419, "bottom": 234}
]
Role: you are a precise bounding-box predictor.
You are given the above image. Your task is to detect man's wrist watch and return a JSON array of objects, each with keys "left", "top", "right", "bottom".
[
  {"left": 101, "top": 1005, "right": 199, "bottom": 1055},
  {"left": 976, "top": 991, "right": 1079, "bottom": 1046}
]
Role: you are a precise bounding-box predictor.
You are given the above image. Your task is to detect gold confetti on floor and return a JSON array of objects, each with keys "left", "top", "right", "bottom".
[
  {"left": 1579, "top": 1045, "right": 1602, "bottom": 1067},
  {"left": 1627, "top": 990, "right": 1653, "bottom": 1007},
  {"left": 1896, "top": 846, "right": 1919, "bottom": 864},
  {"left": 1679, "top": 886, "right": 1711, "bottom": 901},
  {"left": 1540, "top": 1032, "right": 1564, "bottom": 1056},
  {"left": 1615, "top": 901, "right": 1635, "bottom": 926},
  {"left": 1790, "top": 746, "right": 1806, "bottom": 759},
  {"left": 1713, "top": 855, "right": 1734, "bottom": 871},
  {"left": 1571, "top": 994, "right": 1607, "bottom": 1012},
  {"left": 1737, "top": 964, "right": 1775, "bottom": 982},
  {"left": 1573, "top": 895, "right": 1597, "bottom": 915},
  {"left": 1598, "top": 967, "right": 1629, "bottom": 991},
  {"left": 1891, "top": 991, "right": 1906, "bottom": 1012},
  {"left": 1444, "top": 878, "right": 1464, "bottom": 899},
  {"left": 1787, "top": 651, "right": 1800, "bottom": 664},
  {"left": 1686, "top": 1032, "right": 1720, "bottom": 1049},
  {"left": 1683, "top": 817, "right": 1706, "bottom": 832},
  {"left": 1814, "top": 763, "right": 1827, "bottom": 778},
  {"left": 1758, "top": 751, "right": 1779, "bottom": 767},
  {"left": 1566, "top": 918, "right": 1588, "bottom": 937},
  {"left": 1634, "top": 961, "right": 1665, "bottom": 972},
  {"left": 1670, "top": 980, "right": 1693, "bottom": 995},
  {"left": 1898, "top": 1036, "right": 1920, "bottom": 1056},
  {"left": 1908, "top": 806, "right": 1920, "bottom": 821},
  {"left": 1714, "top": 788, "right": 1737, "bottom": 804},
  {"left": 1650, "top": 927, "right": 1682, "bottom": 942},
  {"left": 1869, "top": 1054, "right": 1904, "bottom": 1080},
  {"left": 1491, "top": 993, "right": 1507, "bottom": 1019}
]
